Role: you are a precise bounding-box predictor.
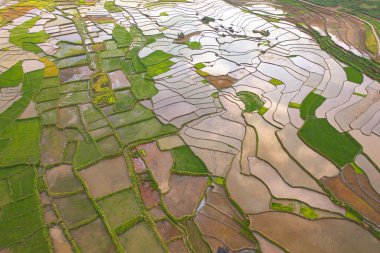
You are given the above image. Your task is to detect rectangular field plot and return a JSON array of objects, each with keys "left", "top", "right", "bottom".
[{"left": 97, "top": 188, "right": 141, "bottom": 229}]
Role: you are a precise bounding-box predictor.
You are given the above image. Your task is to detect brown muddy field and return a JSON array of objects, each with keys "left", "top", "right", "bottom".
[
  {"left": 250, "top": 212, "right": 380, "bottom": 253},
  {"left": 205, "top": 75, "right": 237, "bottom": 89},
  {"left": 163, "top": 175, "right": 207, "bottom": 218},
  {"left": 138, "top": 142, "right": 173, "bottom": 193},
  {"left": 46, "top": 165, "right": 82, "bottom": 193},
  {"left": 49, "top": 226, "right": 73, "bottom": 253},
  {"left": 79, "top": 156, "right": 131, "bottom": 198},
  {"left": 156, "top": 219, "right": 181, "bottom": 241}
]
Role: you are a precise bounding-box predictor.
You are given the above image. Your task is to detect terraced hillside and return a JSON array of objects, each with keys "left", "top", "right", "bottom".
[{"left": 0, "top": 0, "right": 380, "bottom": 252}]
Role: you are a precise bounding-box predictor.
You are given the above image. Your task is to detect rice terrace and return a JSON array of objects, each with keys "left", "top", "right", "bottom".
[{"left": 0, "top": 0, "right": 380, "bottom": 252}]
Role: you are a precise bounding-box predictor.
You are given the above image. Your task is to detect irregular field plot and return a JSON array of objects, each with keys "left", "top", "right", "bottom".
[
  {"left": 118, "top": 222, "right": 164, "bottom": 253},
  {"left": 46, "top": 165, "right": 82, "bottom": 194},
  {"left": 79, "top": 156, "right": 131, "bottom": 198},
  {"left": 97, "top": 188, "right": 141, "bottom": 229}
]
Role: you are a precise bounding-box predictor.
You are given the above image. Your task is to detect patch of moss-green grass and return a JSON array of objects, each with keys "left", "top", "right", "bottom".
[
  {"left": 271, "top": 202, "right": 293, "bottom": 212},
  {"left": 102, "top": 57, "right": 125, "bottom": 72},
  {"left": 59, "top": 80, "right": 88, "bottom": 93},
  {"left": 108, "top": 103, "right": 154, "bottom": 128},
  {"left": 269, "top": 78, "right": 283, "bottom": 86},
  {"left": 214, "top": 177, "right": 224, "bottom": 185},
  {"left": 344, "top": 67, "right": 363, "bottom": 84},
  {"left": 300, "top": 92, "right": 326, "bottom": 120},
  {"left": 345, "top": 210, "right": 362, "bottom": 222},
  {"left": 10, "top": 17, "right": 49, "bottom": 53},
  {"left": 120, "top": 59, "right": 135, "bottom": 74},
  {"left": 237, "top": 91, "right": 264, "bottom": 112},
  {"left": 128, "top": 48, "right": 146, "bottom": 73},
  {"left": 288, "top": 102, "right": 301, "bottom": 109},
  {"left": 0, "top": 119, "right": 40, "bottom": 166},
  {"left": 34, "top": 87, "right": 59, "bottom": 103},
  {"left": 116, "top": 117, "right": 177, "bottom": 145},
  {"left": 141, "top": 50, "right": 173, "bottom": 66},
  {"left": 146, "top": 59, "right": 174, "bottom": 77},
  {"left": 114, "top": 90, "right": 137, "bottom": 111},
  {"left": 0, "top": 165, "right": 50, "bottom": 253},
  {"left": 194, "top": 62, "right": 206, "bottom": 69},
  {"left": 97, "top": 188, "right": 141, "bottom": 228},
  {"left": 104, "top": 1, "right": 123, "bottom": 12},
  {"left": 299, "top": 118, "right": 361, "bottom": 167},
  {"left": 300, "top": 205, "right": 318, "bottom": 219},
  {"left": 112, "top": 25, "right": 132, "bottom": 48},
  {"left": 128, "top": 73, "right": 158, "bottom": 100},
  {"left": 160, "top": 12, "right": 169, "bottom": 16},
  {"left": 59, "top": 91, "right": 89, "bottom": 106},
  {"left": 186, "top": 41, "right": 202, "bottom": 50},
  {"left": 258, "top": 106, "right": 269, "bottom": 115},
  {"left": 73, "top": 139, "right": 102, "bottom": 169},
  {"left": 0, "top": 61, "right": 23, "bottom": 88},
  {"left": 351, "top": 162, "right": 364, "bottom": 174},
  {"left": 171, "top": 145, "right": 209, "bottom": 175}
]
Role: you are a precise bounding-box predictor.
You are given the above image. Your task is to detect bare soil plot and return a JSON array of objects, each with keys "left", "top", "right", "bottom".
[
  {"left": 71, "top": 218, "right": 115, "bottom": 253},
  {"left": 138, "top": 142, "right": 173, "bottom": 193},
  {"left": 108, "top": 70, "right": 131, "bottom": 90},
  {"left": 46, "top": 165, "right": 82, "bottom": 193},
  {"left": 49, "top": 226, "right": 73, "bottom": 253},
  {"left": 118, "top": 222, "right": 164, "bottom": 253},
  {"left": 156, "top": 219, "right": 181, "bottom": 241},
  {"left": 97, "top": 188, "right": 141, "bottom": 229},
  {"left": 44, "top": 206, "right": 58, "bottom": 224},
  {"left": 249, "top": 212, "right": 380, "bottom": 253},
  {"left": 19, "top": 101, "right": 38, "bottom": 119},
  {"left": 79, "top": 156, "right": 131, "bottom": 198},
  {"left": 150, "top": 206, "right": 166, "bottom": 220},
  {"left": 157, "top": 135, "right": 184, "bottom": 150},
  {"left": 54, "top": 193, "right": 97, "bottom": 227},
  {"left": 167, "top": 239, "right": 188, "bottom": 253},
  {"left": 321, "top": 173, "right": 380, "bottom": 225},
  {"left": 205, "top": 75, "right": 237, "bottom": 89},
  {"left": 163, "top": 175, "right": 207, "bottom": 218},
  {"left": 41, "top": 127, "right": 66, "bottom": 166},
  {"left": 180, "top": 219, "right": 211, "bottom": 253}
]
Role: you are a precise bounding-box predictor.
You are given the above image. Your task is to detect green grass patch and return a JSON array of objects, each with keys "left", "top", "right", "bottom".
[
  {"left": 0, "top": 165, "right": 50, "bottom": 253},
  {"left": 114, "top": 90, "right": 137, "bottom": 111},
  {"left": 112, "top": 25, "right": 132, "bottom": 48},
  {"left": 73, "top": 139, "right": 102, "bottom": 168},
  {"left": 104, "top": 1, "right": 123, "bottom": 12},
  {"left": 300, "top": 92, "right": 326, "bottom": 120},
  {"left": 345, "top": 210, "right": 362, "bottom": 222},
  {"left": 344, "top": 67, "right": 363, "bottom": 84},
  {"left": 236, "top": 91, "right": 264, "bottom": 112},
  {"left": 128, "top": 73, "right": 158, "bottom": 99},
  {"left": 351, "top": 162, "right": 364, "bottom": 174},
  {"left": 186, "top": 41, "right": 202, "bottom": 50},
  {"left": 0, "top": 61, "right": 23, "bottom": 88},
  {"left": 171, "top": 145, "right": 209, "bottom": 175},
  {"left": 214, "top": 177, "right": 224, "bottom": 185},
  {"left": 258, "top": 106, "right": 269, "bottom": 115},
  {"left": 10, "top": 17, "right": 49, "bottom": 53},
  {"left": 116, "top": 117, "right": 177, "bottom": 145},
  {"left": 160, "top": 12, "right": 169, "bottom": 16},
  {"left": 269, "top": 78, "right": 283, "bottom": 86},
  {"left": 288, "top": 102, "right": 301, "bottom": 109},
  {"left": 300, "top": 205, "right": 318, "bottom": 219},
  {"left": 364, "top": 24, "right": 378, "bottom": 55},
  {"left": 299, "top": 118, "right": 362, "bottom": 167},
  {"left": 194, "top": 63, "right": 206, "bottom": 69},
  {"left": 146, "top": 59, "right": 174, "bottom": 77},
  {"left": 97, "top": 188, "right": 141, "bottom": 228},
  {"left": 271, "top": 202, "right": 293, "bottom": 212},
  {"left": 108, "top": 103, "right": 154, "bottom": 128},
  {"left": 141, "top": 50, "right": 173, "bottom": 66}
]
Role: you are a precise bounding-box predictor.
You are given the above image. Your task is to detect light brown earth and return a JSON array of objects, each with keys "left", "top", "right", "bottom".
[
  {"left": 79, "top": 156, "right": 131, "bottom": 198},
  {"left": 167, "top": 239, "right": 188, "bottom": 253},
  {"left": 249, "top": 212, "right": 380, "bottom": 253},
  {"left": 157, "top": 135, "right": 185, "bottom": 150},
  {"left": 163, "top": 175, "right": 207, "bottom": 218},
  {"left": 138, "top": 142, "right": 173, "bottom": 193},
  {"left": 18, "top": 101, "right": 38, "bottom": 119},
  {"left": 133, "top": 157, "right": 147, "bottom": 173},
  {"left": 46, "top": 165, "right": 82, "bottom": 193},
  {"left": 139, "top": 180, "right": 160, "bottom": 209},
  {"left": 156, "top": 220, "right": 181, "bottom": 241},
  {"left": 71, "top": 219, "right": 115, "bottom": 253},
  {"left": 50, "top": 226, "right": 73, "bottom": 253},
  {"left": 205, "top": 75, "right": 237, "bottom": 89}
]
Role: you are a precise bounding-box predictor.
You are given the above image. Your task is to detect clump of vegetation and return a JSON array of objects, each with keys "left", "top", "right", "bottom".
[
  {"left": 0, "top": 61, "right": 23, "bottom": 88},
  {"left": 271, "top": 202, "right": 293, "bottom": 212},
  {"left": 300, "top": 92, "right": 325, "bottom": 120},
  {"left": 351, "top": 163, "right": 364, "bottom": 174},
  {"left": 300, "top": 205, "right": 318, "bottom": 219},
  {"left": 288, "top": 102, "right": 301, "bottom": 109},
  {"left": 344, "top": 67, "right": 363, "bottom": 84},
  {"left": 90, "top": 72, "right": 115, "bottom": 105},
  {"left": 171, "top": 145, "right": 209, "bottom": 175},
  {"left": 269, "top": 78, "right": 283, "bottom": 86},
  {"left": 214, "top": 177, "right": 224, "bottom": 185},
  {"left": 112, "top": 25, "right": 132, "bottom": 48},
  {"left": 201, "top": 16, "right": 215, "bottom": 24},
  {"left": 141, "top": 50, "right": 173, "bottom": 66},
  {"left": 104, "top": 1, "right": 123, "bottom": 12},
  {"left": 194, "top": 63, "right": 206, "bottom": 69},
  {"left": 186, "top": 41, "right": 202, "bottom": 50},
  {"left": 258, "top": 106, "right": 269, "bottom": 115},
  {"left": 237, "top": 91, "right": 264, "bottom": 112},
  {"left": 159, "top": 12, "right": 168, "bottom": 16}
]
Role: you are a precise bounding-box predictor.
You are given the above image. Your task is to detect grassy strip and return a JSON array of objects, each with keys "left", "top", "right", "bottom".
[{"left": 300, "top": 92, "right": 325, "bottom": 120}]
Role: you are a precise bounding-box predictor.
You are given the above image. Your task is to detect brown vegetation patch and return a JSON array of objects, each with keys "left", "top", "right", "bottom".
[
  {"left": 79, "top": 156, "right": 131, "bottom": 198},
  {"left": 138, "top": 142, "right": 173, "bottom": 193},
  {"left": 156, "top": 220, "right": 181, "bottom": 241},
  {"left": 322, "top": 173, "right": 380, "bottom": 226},
  {"left": 249, "top": 212, "right": 380, "bottom": 253},
  {"left": 71, "top": 219, "right": 115, "bottom": 253},
  {"left": 205, "top": 75, "right": 237, "bottom": 89},
  {"left": 139, "top": 180, "right": 160, "bottom": 209},
  {"left": 163, "top": 175, "right": 207, "bottom": 218}
]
